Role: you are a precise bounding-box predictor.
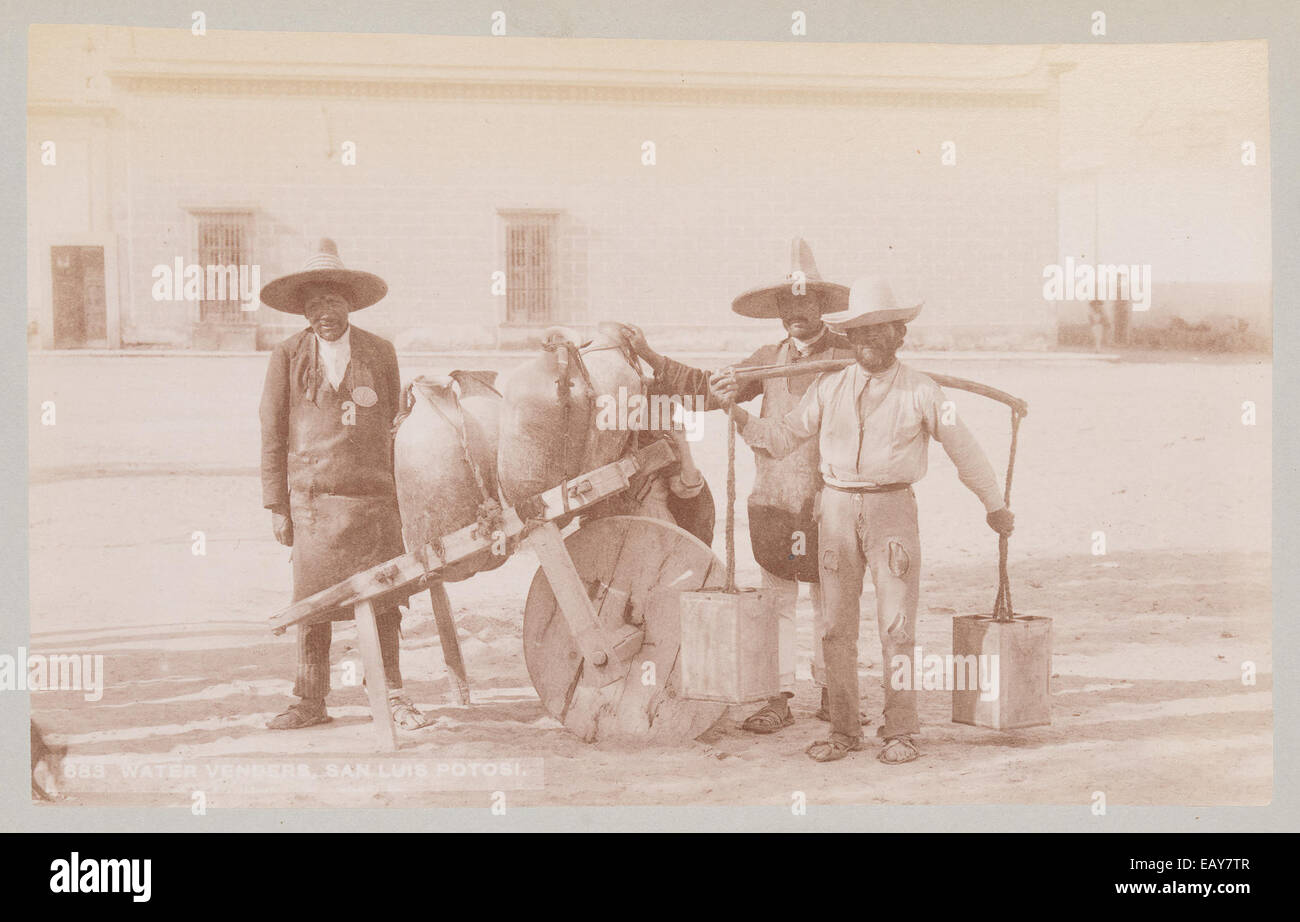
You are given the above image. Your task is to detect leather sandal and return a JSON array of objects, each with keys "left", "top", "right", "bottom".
[
  {"left": 388, "top": 695, "right": 428, "bottom": 730},
  {"left": 267, "top": 700, "right": 331, "bottom": 730},
  {"left": 741, "top": 697, "right": 794, "bottom": 734},
  {"left": 805, "top": 736, "right": 864, "bottom": 762},
  {"left": 878, "top": 735, "right": 920, "bottom": 764}
]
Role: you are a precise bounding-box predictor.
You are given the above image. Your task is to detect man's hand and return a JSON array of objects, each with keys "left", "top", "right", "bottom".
[
  {"left": 617, "top": 323, "right": 664, "bottom": 373},
  {"left": 708, "top": 368, "right": 740, "bottom": 408},
  {"left": 271, "top": 508, "right": 294, "bottom": 547},
  {"left": 667, "top": 425, "right": 702, "bottom": 472},
  {"left": 986, "top": 506, "right": 1015, "bottom": 536},
  {"left": 665, "top": 426, "right": 705, "bottom": 492}
]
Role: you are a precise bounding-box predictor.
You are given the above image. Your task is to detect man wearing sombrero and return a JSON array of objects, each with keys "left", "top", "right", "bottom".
[
  {"left": 258, "top": 238, "right": 426, "bottom": 732},
  {"left": 622, "top": 238, "right": 859, "bottom": 735},
  {"left": 716, "top": 276, "right": 1015, "bottom": 764}
]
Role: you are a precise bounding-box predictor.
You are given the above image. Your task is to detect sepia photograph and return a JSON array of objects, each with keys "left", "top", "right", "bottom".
[{"left": 19, "top": 12, "right": 1274, "bottom": 824}]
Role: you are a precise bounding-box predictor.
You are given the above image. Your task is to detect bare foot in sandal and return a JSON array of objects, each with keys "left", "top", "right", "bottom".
[
  {"left": 741, "top": 694, "right": 794, "bottom": 734},
  {"left": 878, "top": 735, "right": 920, "bottom": 764},
  {"left": 388, "top": 694, "right": 428, "bottom": 730},
  {"left": 805, "top": 735, "right": 864, "bottom": 762},
  {"left": 267, "top": 698, "right": 331, "bottom": 730}
]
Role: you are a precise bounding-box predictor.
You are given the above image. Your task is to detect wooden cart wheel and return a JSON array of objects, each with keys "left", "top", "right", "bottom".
[{"left": 523, "top": 515, "right": 729, "bottom": 743}]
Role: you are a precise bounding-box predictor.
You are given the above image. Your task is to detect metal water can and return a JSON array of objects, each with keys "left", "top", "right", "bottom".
[
  {"left": 679, "top": 587, "right": 778, "bottom": 704},
  {"left": 951, "top": 613, "right": 1052, "bottom": 730}
]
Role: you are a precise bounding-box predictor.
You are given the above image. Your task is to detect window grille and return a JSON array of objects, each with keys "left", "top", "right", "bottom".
[
  {"left": 503, "top": 213, "right": 557, "bottom": 324},
  {"left": 193, "top": 211, "right": 254, "bottom": 323}
]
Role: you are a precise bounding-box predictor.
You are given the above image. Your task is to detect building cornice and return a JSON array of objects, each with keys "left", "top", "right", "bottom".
[
  {"left": 106, "top": 69, "right": 1056, "bottom": 108},
  {"left": 33, "top": 28, "right": 1067, "bottom": 109}
]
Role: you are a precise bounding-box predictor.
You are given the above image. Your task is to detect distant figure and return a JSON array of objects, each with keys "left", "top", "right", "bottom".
[
  {"left": 1087, "top": 299, "right": 1108, "bottom": 352},
  {"left": 1112, "top": 273, "right": 1132, "bottom": 346}
]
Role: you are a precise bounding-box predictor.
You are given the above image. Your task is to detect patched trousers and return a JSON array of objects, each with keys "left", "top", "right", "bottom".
[{"left": 817, "top": 486, "right": 922, "bottom": 744}]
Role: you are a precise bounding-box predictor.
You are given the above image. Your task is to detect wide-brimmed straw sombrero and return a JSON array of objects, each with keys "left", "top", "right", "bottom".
[
  {"left": 824, "top": 276, "right": 924, "bottom": 331},
  {"left": 259, "top": 238, "right": 388, "bottom": 314},
  {"left": 730, "top": 237, "right": 850, "bottom": 319}
]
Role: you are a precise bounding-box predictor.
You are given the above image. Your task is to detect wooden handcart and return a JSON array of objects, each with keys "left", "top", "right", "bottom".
[{"left": 269, "top": 439, "right": 729, "bottom": 750}]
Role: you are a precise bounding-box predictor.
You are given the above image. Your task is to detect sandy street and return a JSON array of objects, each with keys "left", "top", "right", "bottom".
[{"left": 27, "top": 352, "right": 1271, "bottom": 807}]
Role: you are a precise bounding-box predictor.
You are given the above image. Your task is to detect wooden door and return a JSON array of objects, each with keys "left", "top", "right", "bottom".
[{"left": 51, "top": 245, "right": 107, "bottom": 348}]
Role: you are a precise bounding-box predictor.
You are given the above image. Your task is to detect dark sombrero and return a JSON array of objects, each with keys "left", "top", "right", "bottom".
[
  {"left": 259, "top": 238, "right": 388, "bottom": 314},
  {"left": 730, "top": 237, "right": 850, "bottom": 319}
]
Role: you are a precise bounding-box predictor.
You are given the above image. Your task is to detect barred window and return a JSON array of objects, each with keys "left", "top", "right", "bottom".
[
  {"left": 192, "top": 210, "right": 254, "bottom": 323},
  {"left": 501, "top": 210, "right": 558, "bottom": 324}
]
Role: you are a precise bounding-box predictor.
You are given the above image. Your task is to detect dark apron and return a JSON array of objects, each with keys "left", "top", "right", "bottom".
[
  {"left": 666, "top": 477, "right": 716, "bottom": 548},
  {"left": 748, "top": 341, "right": 826, "bottom": 583},
  {"left": 287, "top": 357, "right": 406, "bottom": 620}
]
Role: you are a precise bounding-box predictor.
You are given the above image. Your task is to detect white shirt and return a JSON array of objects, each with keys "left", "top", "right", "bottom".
[{"left": 315, "top": 327, "right": 351, "bottom": 391}]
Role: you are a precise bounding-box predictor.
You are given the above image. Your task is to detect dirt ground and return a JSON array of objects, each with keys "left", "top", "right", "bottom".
[{"left": 27, "top": 352, "right": 1272, "bottom": 808}]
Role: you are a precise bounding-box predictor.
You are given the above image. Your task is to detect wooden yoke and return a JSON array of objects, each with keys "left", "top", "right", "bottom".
[{"left": 732, "top": 359, "right": 1029, "bottom": 417}]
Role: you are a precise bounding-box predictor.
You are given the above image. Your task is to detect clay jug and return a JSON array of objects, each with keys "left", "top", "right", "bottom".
[
  {"left": 579, "top": 325, "right": 645, "bottom": 472},
  {"left": 393, "top": 370, "right": 506, "bottom": 582},
  {"left": 497, "top": 331, "right": 597, "bottom": 506}
]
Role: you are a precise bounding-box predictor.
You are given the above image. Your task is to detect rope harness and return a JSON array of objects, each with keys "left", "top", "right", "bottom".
[
  {"left": 543, "top": 337, "right": 594, "bottom": 516},
  {"left": 991, "top": 408, "right": 1022, "bottom": 622}
]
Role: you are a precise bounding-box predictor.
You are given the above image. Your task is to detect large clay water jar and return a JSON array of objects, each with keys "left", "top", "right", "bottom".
[
  {"left": 498, "top": 328, "right": 648, "bottom": 507},
  {"left": 497, "top": 332, "right": 597, "bottom": 506},
  {"left": 578, "top": 326, "right": 644, "bottom": 472},
  {"left": 393, "top": 371, "right": 506, "bottom": 582}
]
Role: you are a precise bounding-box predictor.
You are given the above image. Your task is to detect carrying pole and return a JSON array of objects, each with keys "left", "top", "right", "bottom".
[{"left": 732, "top": 359, "right": 1028, "bottom": 417}]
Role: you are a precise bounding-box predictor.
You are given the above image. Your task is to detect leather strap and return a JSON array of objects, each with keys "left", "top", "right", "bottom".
[{"left": 823, "top": 481, "right": 909, "bottom": 494}]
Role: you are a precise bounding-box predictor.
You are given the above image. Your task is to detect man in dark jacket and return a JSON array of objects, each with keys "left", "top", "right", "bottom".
[
  {"left": 622, "top": 238, "right": 861, "bottom": 734},
  {"left": 259, "top": 238, "right": 425, "bottom": 731}
]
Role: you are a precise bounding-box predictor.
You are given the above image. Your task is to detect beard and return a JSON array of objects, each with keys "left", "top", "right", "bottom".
[{"left": 855, "top": 345, "right": 896, "bottom": 372}]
